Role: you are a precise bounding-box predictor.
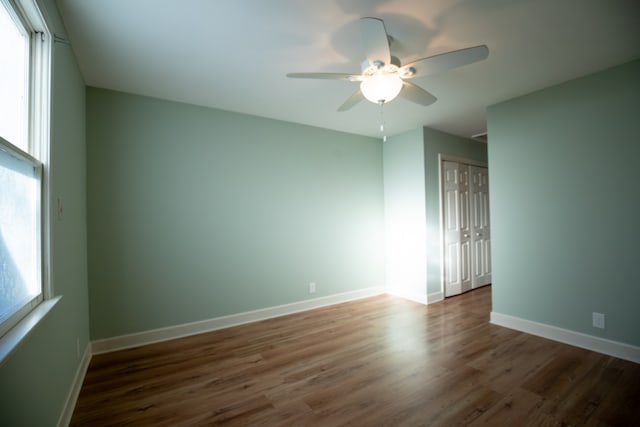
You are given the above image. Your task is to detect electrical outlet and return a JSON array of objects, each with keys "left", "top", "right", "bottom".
[
  {"left": 309, "top": 282, "right": 316, "bottom": 294},
  {"left": 592, "top": 312, "right": 605, "bottom": 329}
]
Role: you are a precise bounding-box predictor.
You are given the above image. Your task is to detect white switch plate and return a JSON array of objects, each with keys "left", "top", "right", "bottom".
[
  {"left": 309, "top": 282, "right": 316, "bottom": 294},
  {"left": 592, "top": 312, "right": 605, "bottom": 329}
]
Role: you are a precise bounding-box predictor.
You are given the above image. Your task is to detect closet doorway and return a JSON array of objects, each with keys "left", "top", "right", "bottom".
[{"left": 441, "top": 158, "right": 491, "bottom": 297}]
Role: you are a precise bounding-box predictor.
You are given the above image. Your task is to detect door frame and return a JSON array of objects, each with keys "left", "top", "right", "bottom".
[{"left": 438, "top": 154, "right": 489, "bottom": 298}]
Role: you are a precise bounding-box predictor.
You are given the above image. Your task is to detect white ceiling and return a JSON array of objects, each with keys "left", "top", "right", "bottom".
[{"left": 56, "top": 0, "right": 640, "bottom": 140}]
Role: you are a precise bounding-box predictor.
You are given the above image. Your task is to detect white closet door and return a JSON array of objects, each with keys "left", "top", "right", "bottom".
[
  {"left": 443, "top": 161, "right": 491, "bottom": 297},
  {"left": 443, "top": 161, "right": 471, "bottom": 297},
  {"left": 470, "top": 166, "right": 491, "bottom": 288}
]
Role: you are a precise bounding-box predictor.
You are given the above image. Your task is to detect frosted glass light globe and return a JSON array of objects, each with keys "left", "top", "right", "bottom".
[{"left": 360, "top": 73, "right": 403, "bottom": 104}]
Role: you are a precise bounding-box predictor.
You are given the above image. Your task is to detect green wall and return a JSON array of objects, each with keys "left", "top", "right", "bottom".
[
  {"left": 383, "top": 127, "right": 487, "bottom": 301},
  {"left": 86, "top": 89, "right": 385, "bottom": 340},
  {"left": 423, "top": 127, "right": 488, "bottom": 296},
  {"left": 0, "top": 0, "right": 90, "bottom": 425},
  {"left": 383, "top": 128, "right": 427, "bottom": 302},
  {"left": 488, "top": 59, "right": 640, "bottom": 346}
]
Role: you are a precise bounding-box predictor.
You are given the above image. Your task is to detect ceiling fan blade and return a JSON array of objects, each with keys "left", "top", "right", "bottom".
[
  {"left": 400, "top": 81, "right": 437, "bottom": 106},
  {"left": 337, "top": 90, "right": 365, "bottom": 112},
  {"left": 360, "top": 17, "right": 391, "bottom": 66},
  {"left": 401, "top": 45, "right": 489, "bottom": 78},
  {"left": 286, "top": 72, "right": 362, "bottom": 81}
]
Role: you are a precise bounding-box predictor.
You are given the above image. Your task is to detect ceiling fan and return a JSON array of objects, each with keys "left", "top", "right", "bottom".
[{"left": 287, "top": 17, "right": 489, "bottom": 111}]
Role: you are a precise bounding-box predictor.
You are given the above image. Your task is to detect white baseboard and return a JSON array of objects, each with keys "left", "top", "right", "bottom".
[
  {"left": 427, "top": 291, "right": 444, "bottom": 304},
  {"left": 57, "top": 342, "right": 92, "bottom": 427},
  {"left": 376, "top": 289, "right": 443, "bottom": 305},
  {"left": 92, "top": 287, "right": 385, "bottom": 354},
  {"left": 385, "top": 288, "right": 428, "bottom": 305},
  {"left": 490, "top": 311, "right": 640, "bottom": 364}
]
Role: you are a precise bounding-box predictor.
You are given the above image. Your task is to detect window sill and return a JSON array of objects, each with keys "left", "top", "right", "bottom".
[{"left": 0, "top": 296, "right": 62, "bottom": 367}]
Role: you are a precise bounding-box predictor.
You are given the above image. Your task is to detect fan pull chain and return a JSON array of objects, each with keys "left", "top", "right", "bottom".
[{"left": 379, "top": 101, "right": 387, "bottom": 142}]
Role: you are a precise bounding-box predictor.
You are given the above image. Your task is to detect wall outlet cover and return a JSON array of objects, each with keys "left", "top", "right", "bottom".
[{"left": 592, "top": 312, "right": 605, "bottom": 329}]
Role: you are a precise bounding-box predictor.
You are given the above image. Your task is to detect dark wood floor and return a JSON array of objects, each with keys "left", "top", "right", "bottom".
[{"left": 71, "top": 287, "right": 640, "bottom": 426}]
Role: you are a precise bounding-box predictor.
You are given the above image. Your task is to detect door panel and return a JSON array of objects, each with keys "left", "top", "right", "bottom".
[
  {"left": 446, "top": 242, "right": 460, "bottom": 295},
  {"left": 442, "top": 161, "right": 491, "bottom": 297},
  {"left": 443, "top": 161, "right": 471, "bottom": 296},
  {"left": 461, "top": 239, "right": 471, "bottom": 293},
  {"left": 470, "top": 166, "right": 491, "bottom": 288}
]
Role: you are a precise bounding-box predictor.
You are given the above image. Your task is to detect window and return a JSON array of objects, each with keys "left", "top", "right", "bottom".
[
  {"left": 0, "top": 0, "right": 53, "bottom": 351},
  {"left": 0, "top": 0, "right": 28, "bottom": 152},
  {"left": 0, "top": 141, "right": 43, "bottom": 337}
]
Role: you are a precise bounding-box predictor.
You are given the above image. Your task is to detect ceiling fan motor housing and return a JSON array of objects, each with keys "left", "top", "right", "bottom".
[{"left": 360, "top": 56, "right": 401, "bottom": 75}]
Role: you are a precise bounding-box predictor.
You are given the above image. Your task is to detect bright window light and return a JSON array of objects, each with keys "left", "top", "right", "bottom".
[
  {"left": 0, "top": 4, "right": 29, "bottom": 153},
  {"left": 0, "top": 149, "right": 41, "bottom": 324}
]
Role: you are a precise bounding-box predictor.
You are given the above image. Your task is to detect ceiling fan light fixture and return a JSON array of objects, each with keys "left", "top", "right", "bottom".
[
  {"left": 287, "top": 18, "right": 488, "bottom": 113},
  {"left": 360, "top": 73, "right": 403, "bottom": 104}
]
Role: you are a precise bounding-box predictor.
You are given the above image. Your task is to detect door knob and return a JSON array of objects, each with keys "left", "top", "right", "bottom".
[
  {"left": 476, "top": 232, "right": 481, "bottom": 237},
  {"left": 463, "top": 233, "right": 469, "bottom": 238}
]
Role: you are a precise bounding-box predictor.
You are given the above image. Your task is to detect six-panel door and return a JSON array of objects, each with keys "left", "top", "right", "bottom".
[{"left": 443, "top": 160, "right": 491, "bottom": 297}]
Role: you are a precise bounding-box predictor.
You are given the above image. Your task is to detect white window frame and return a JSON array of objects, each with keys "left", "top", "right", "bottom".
[{"left": 0, "top": 0, "right": 58, "bottom": 366}]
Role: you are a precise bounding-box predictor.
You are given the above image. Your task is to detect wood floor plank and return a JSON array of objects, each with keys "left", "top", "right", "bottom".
[
  {"left": 467, "top": 387, "right": 546, "bottom": 426},
  {"left": 70, "top": 287, "right": 640, "bottom": 426}
]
